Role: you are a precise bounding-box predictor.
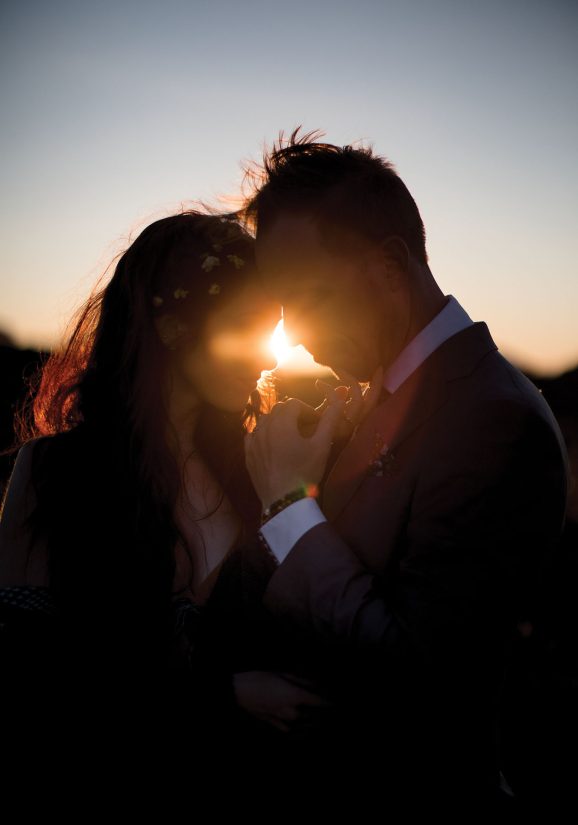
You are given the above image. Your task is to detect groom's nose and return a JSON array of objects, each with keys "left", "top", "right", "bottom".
[{"left": 282, "top": 304, "right": 310, "bottom": 348}]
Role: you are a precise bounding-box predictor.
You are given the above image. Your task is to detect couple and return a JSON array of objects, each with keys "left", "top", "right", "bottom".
[{"left": 0, "top": 130, "right": 569, "bottom": 810}]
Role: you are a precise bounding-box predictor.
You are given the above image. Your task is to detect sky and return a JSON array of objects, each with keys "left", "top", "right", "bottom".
[{"left": 1, "top": 0, "right": 577, "bottom": 376}]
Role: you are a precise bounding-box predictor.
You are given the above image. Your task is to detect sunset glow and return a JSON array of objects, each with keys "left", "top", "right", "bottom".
[
  {"left": 270, "top": 319, "right": 291, "bottom": 366},
  {"left": 1, "top": 3, "right": 576, "bottom": 376}
]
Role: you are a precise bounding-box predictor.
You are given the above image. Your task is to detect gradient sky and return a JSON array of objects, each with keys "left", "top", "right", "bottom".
[{"left": 1, "top": 0, "right": 576, "bottom": 375}]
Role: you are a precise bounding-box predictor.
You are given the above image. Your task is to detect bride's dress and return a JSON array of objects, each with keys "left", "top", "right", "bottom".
[{"left": 0, "top": 579, "right": 239, "bottom": 763}]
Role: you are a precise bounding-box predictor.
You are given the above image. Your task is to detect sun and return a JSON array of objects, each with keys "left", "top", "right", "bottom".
[
  {"left": 270, "top": 318, "right": 291, "bottom": 366},
  {"left": 268, "top": 318, "right": 326, "bottom": 375}
]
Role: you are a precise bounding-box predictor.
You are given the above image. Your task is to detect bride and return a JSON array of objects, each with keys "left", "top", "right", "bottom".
[{"left": 0, "top": 210, "right": 332, "bottom": 767}]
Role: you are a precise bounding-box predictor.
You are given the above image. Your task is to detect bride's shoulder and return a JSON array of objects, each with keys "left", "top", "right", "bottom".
[
  {"left": 15, "top": 429, "right": 78, "bottom": 460},
  {"left": 0, "top": 438, "right": 53, "bottom": 587},
  {"left": 3, "top": 430, "right": 95, "bottom": 515},
  {"left": 2, "top": 435, "right": 50, "bottom": 504},
  {"left": 21, "top": 427, "right": 94, "bottom": 471}
]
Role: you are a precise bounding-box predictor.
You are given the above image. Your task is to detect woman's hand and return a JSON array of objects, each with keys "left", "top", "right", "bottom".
[{"left": 232, "top": 670, "right": 337, "bottom": 736}]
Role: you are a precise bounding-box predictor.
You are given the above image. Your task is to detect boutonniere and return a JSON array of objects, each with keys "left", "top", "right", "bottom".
[{"left": 367, "top": 436, "right": 399, "bottom": 477}]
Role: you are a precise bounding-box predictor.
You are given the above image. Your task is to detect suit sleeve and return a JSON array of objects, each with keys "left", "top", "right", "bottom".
[{"left": 260, "top": 400, "right": 569, "bottom": 673}]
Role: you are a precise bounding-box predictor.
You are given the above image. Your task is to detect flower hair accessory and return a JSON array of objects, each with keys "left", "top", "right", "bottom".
[
  {"left": 152, "top": 242, "right": 245, "bottom": 309},
  {"left": 151, "top": 219, "right": 248, "bottom": 308},
  {"left": 199, "top": 252, "right": 245, "bottom": 295},
  {"left": 200, "top": 254, "right": 221, "bottom": 273},
  {"left": 227, "top": 254, "right": 245, "bottom": 269}
]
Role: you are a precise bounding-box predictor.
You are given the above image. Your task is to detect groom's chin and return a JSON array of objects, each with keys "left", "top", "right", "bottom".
[
  {"left": 308, "top": 339, "right": 373, "bottom": 382},
  {"left": 324, "top": 354, "right": 375, "bottom": 383},
  {"left": 321, "top": 362, "right": 374, "bottom": 383}
]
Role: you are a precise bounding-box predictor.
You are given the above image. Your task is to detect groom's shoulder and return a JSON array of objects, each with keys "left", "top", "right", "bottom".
[
  {"left": 430, "top": 320, "right": 552, "bottom": 425},
  {"left": 473, "top": 345, "right": 555, "bottom": 418},
  {"left": 448, "top": 340, "right": 565, "bottom": 451}
]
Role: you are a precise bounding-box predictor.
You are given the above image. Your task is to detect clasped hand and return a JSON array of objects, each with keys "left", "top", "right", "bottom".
[
  {"left": 232, "top": 670, "right": 337, "bottom": 737},
  {"left": 244, "top": 366, "right": 383, "bottom": 510}
]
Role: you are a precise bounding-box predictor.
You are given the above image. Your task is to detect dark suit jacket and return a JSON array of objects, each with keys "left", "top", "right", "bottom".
[{"left": 258, "top": 321, "right": 569, "bottom": 807}]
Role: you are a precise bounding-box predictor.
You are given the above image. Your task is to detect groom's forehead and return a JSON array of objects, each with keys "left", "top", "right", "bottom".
[
  {"left": 257, "top": 214, "right": 324, "bottom": 260},
  {"left": 256, "top": 214, "right": 334, "bottom": 284}
]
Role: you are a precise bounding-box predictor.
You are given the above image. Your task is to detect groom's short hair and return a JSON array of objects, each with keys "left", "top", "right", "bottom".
[{"left": 239, "top": 128, "right": 428, "bottom": 265}]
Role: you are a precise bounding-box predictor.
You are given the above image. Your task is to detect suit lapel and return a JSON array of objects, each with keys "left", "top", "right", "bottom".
[
  {"left": 320, "top": 366, "right": 449, "bottom": 522},
  {"left": 320, "top": 322, "right": 498, "bottom": 522}
]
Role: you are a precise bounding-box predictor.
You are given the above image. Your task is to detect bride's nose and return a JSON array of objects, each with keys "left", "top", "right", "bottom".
[
  {"left": 256, "top": 346, "right": 278, "bottom": 373},
  {"left": 234, "top": 333, "right": 277, "bottom": 375}
]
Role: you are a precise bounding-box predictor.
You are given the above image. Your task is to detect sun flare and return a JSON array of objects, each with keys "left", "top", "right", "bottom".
[
  {"left": 270, "top": 318, "right": 291, "bottom": 366},
  {"left": 268, "top": 318, "right": 328, "bottom": 375}
]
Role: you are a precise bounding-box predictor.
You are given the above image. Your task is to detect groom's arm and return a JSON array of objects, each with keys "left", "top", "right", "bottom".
[
  {"left": 258, "top": 401, "right": 568, "bottom": 668},
  {"left": 259, "top": 496, "right": 328, "bottom": 564}
]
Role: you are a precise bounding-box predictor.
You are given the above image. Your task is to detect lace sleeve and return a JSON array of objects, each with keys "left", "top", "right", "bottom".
[
  {"left": 0, "top": 585, "right": 59, "bottom": 647},
  {"left": 0, "top": 585, "right": 57, "bottom": 616},
  {"left": 0, "top": 585, "right": 63, "bottom": 709}
]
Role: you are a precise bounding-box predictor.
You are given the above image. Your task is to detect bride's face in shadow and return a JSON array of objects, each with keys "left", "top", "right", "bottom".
[{"left": 171, "top": 280, "right": 280, "bottom": 413}]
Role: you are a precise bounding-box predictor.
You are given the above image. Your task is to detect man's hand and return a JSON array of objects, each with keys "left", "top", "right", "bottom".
[
  {"left": 315, "top": 365, "right": 384, "bottom": 440},
  {"left": 244, "top": 393, "right": 346, "bottom": 510},
  {"left": 232, "top": 670, "right": 336, "bottom": 736}
]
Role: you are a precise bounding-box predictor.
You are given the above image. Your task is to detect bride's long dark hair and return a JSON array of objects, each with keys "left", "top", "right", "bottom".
[{"left": 11, "top": 210, "right": 273, "bottom": 672}]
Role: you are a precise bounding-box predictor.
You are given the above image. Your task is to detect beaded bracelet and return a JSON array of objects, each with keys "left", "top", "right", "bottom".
[{"left": 260, "top": 485, "right": 310, "bottom": 526}]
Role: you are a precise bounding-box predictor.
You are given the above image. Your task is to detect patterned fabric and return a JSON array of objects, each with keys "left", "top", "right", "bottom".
[
  {"left": 0, "top": 585, "right": 202, "bottom": 638},
  {"left": 0, "top": 585, "right": 57, "bottom": 615}
]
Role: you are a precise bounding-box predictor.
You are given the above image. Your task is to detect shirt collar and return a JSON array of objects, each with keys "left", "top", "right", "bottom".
[{"left": 383, "top": 294, "right": 474, "bottom": 394}]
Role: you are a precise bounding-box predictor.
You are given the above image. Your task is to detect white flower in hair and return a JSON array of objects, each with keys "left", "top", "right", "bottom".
[
  {"left": 227, "top": 254, "right": 245, "bottom": 269},
  {"left": 201, "top": 254, "right": 221, "bottom": 272}
]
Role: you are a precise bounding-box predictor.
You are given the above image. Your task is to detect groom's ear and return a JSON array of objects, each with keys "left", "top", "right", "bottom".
[{"left": 378, "top": 236, "right": 410, "bottom": 292}]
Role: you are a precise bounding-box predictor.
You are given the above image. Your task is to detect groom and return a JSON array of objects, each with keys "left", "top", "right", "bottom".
[{"left": 239, "top": 132, "right": 569, "bottom": 810}]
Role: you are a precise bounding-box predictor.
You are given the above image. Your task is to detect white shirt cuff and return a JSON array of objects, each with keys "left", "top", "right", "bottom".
[{"left": 259, "top": 496, "right": 327, "bottom": 564}]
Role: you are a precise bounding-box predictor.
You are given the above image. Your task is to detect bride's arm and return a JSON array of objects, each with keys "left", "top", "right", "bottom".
[
  {"left": 170, "top": 594, "right": 334, "bottom": 736},
  {"left": 0, "top": 439, "right": 50, "bottom": 588},
  {"left": 232, "top": 670, "right": 334, "bottom": 733}
]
